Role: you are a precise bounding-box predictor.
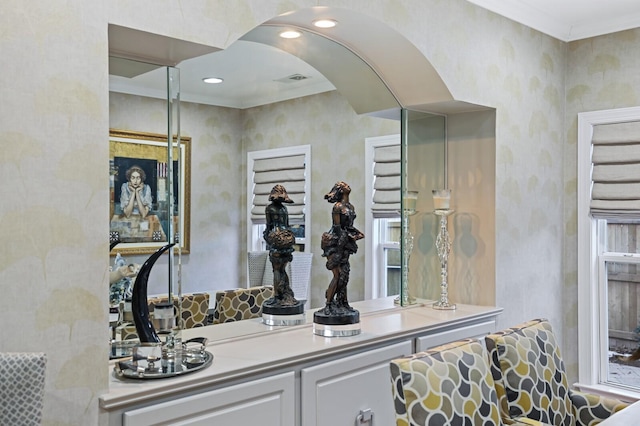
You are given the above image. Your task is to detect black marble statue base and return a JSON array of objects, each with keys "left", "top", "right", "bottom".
[
  {"left": 262, "top": 300, "right": 305, "bottom": 316},
  {"left": 312, "top": 307, "right": 361, "bottom": 337},
  {"left": 313, "top": 307, "right": 360, "bottom": 325}
]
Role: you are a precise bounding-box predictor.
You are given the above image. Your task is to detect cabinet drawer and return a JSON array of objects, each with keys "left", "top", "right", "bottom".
[
  {"left": 301, "top": 340, "right": 411, "bottom": 426},
  {"left": 415, "top": 319, "right": 495, "bottom": 352},
  {"left": 123, "top": 372, "right": 295, "bottom": 426}
]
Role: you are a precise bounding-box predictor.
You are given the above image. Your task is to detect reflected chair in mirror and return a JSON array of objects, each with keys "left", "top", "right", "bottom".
[
  {"left": 115, "top": 293, "right": 210, "bottom": 340},
  {"left": 289, "top": 251, "right": 313, "bottom": 309},
  {"left": 247, "top": 251, "right": 313, "bottom": 309},
  {"left": 390, "top": 339, "right": 512, "bottom": 426},
  {"left": 0, "top": 352, "right": 46, "bottom": 425},
  {"left": 212, "top": 285, "right": 274, "bottom": 324},
  {"left": 147, "top": 292, "right": 210, "bottom": 329},
  {"left": 485, "top": 318, "right": 628, "bottom": 426},
  {"left": 247, "top": 251, "right": 269, "bottom": 288}
]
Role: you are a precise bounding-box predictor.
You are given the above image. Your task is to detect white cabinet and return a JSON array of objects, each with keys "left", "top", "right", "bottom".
[
  {"left": 301, "top": 341, "right": 412, "bottom": 426},
  {"left": 122, "top": 372, "right": 295, "bottom": 426},
  {"left": 414, "top": 319, "right": 496, "bottom": 352},
  {"left": 101, "top": 301, "right": 503, "bottom": 426}
]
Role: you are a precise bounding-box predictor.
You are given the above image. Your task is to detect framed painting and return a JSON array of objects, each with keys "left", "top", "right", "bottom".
[{"left": 109, "top": 129, "right": 191, "bottom": 255}]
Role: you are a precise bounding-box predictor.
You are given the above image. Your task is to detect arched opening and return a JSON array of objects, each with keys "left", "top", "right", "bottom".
[{"left": 108, "top": 5, "right": 495, "bottom": 320}]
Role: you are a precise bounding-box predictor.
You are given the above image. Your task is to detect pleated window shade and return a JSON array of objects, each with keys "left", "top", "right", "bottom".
[
  {"left": 251, "top": 154, "right": 307, "bottom": 224},
  {"left": 591, "top": 121, "right": 640, "bottom": 219},
  {"left": 372, "top": 144, "right": 401, "bottom": 218}
]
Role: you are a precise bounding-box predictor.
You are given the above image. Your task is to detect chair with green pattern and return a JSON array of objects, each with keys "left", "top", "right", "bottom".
[
  {"left": 390, "top": 338, "right": 523, "bottom": 426},
  {"left": 485, "top": 318, "right": 628, "bottom": 426}
]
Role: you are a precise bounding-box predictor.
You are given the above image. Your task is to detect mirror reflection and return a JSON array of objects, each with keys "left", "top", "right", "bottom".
[{"left": 108, "top": 35, "right": 402, "bottom": 335}]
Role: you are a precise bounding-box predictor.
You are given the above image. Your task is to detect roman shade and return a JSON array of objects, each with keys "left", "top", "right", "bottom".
[
  {"left": 590, "top": 121, "right": 640, "bottom": 219},
  {"left": 372, "top": 144, "right": 401, "bottom": 218},
  {"left": 250, "top": 154, "right": 306, "bottom": 224}
]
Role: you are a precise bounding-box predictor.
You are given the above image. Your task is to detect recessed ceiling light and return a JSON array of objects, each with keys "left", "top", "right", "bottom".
[
  {"left": 279, "top": 30, "right": 301, "bottom": 39},
  {"left": 313, "top": 19, "right": 337, "bottom": 29},
  {"left": 202, "top": 77, "right": 223, "bottom": 84}
]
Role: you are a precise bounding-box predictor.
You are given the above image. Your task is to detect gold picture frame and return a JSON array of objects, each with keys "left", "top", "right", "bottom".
[{"left": 109, "top": 129, "right": 191, "bottom": 255}]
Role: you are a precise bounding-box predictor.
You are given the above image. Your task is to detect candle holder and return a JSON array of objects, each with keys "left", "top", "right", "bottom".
[
  {"left": 395, "top": 206, "right": 417, "bottom": 306},
  {"left": 432, "top": 208, "right": 456, "bottom": 310},
  {"left": 395, "top": 191, "right": 418, "bottom": 306}
]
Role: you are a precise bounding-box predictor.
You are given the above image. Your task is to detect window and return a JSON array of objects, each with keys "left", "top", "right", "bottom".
[
  {"left": 247, "top": 145, "right": 311, "bottom": 254},
  {"left": 578, "top": 107, "right": 640, "bottom": 398},
  {"left": 377, "top": 218, "right": 401, "bottom": 297},
  {"left": 365, "top": 135, "right": 401, "bottom": 299}
]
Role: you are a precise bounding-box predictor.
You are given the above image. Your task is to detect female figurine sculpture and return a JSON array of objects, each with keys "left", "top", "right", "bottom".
[
  {"left": 263, "top": 184, "right": 299, "bottom": 308},
  {"left": 317, "top": 181, "right": 364, "bottom": 319}
]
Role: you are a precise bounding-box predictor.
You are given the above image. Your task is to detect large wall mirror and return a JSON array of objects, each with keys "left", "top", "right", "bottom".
[{"left": 108, "top": 6, "right": 496, "bottom": 338}]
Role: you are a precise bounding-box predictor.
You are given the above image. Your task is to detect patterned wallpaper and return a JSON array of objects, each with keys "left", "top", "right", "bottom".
[
  {"left": 2, "top": 0, "right": 636, "bottom": 423},
  {"left": 110, "top": 90, "right": 398, "bottom": 306},
  {"left": 109, "top": 93, "right": 244, "bottom": 297},
  {"left": 242, "top": 91, "right": 399, "bottom": 304},
  {"left": 564, "top": 28, "right": 640, "bottom": 381}
]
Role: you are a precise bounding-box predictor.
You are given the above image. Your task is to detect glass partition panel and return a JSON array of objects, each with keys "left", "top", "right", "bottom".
[
  {"left": 108, "top": 60, "right": 183, "bottom": 343},
  {"left": 400, "top": 109, "right": 446, "bottom": 305},
  {"left": 166, "top": 66, "right": 182, "bottom": 330}
]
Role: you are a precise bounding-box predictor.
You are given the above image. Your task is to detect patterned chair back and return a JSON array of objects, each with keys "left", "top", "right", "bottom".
[
  {"left": 147, "top": 292, "right": 211, "bottom": 329},
  {"left": 116, "top": 293, "right": 210, "bottom": 341},
  {"left": 289, "top": 252, "right": 313, "bottom": 309},
  {"left": 0, "top": 352, "right": 46, "bottom": 426},
  {"left": 485, "top": 318, "right": 575, "bottom": 425},
  {"left": 247, "top": 251, "right": 269, "bottom": 288},
  {"left": 390, "top": 338, "right": 503, "bottom": 426},
  {"left": 212, "top": 285, "right": 274, "bottom": 324}
]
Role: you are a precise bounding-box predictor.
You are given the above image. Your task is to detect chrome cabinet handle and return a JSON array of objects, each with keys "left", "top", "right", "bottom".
[{"left": 356, "top": 408, "right": 373, "bottom": 425}]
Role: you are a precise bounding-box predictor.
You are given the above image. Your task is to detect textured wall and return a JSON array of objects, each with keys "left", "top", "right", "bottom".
[
  {"left": 109, "top": 93, "right": 244, "bottom": 297},
  {"left": 242, "top": 91, "right": 398, "bottom": 306},
  {"left": 564, "top": 28, "right": 640, "bottom": 381},
  {"left": 110, "top": 90, "right": 398, "bottom": 307},
  {"left": 1, "top": 1, "right": 109, "bottom": 425},
  {"left": 3, "top": 0, "right": 630, "bottom": 423}
]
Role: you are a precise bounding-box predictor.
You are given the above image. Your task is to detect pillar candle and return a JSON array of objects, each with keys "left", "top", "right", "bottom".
[{"left": 432, "top": 189, "right": 451, "bottom": 210}]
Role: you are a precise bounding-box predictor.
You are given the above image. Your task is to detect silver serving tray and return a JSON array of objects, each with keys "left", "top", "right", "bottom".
[{"left": 114, "top": 350, "right": 214, "bottom": 380}]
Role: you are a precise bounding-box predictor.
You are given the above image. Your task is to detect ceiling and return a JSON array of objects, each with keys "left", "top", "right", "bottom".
[
  {"left": 110, "top": 40, "right": 337, "bottom": 109},
  {"left": 467, "top": 0, "right": 640, "bottom": 42},
  {"left": 109, "top": 2, "right": 640, "bottom": 109}
]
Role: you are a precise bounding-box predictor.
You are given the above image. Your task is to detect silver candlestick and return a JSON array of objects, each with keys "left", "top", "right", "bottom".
[
  {"left": 432, "top": 209, "right": 456, "bottom": 310},
  {"left": 395, "top": 208, "right": 417, "bottom": 305}
]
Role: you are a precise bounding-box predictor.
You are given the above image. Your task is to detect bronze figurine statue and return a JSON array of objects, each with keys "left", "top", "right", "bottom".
[
  {"left": 314, "top": 181, "right": 364, "bottom": 324},
  {"left": 262, "top": 184, "right": 303, "bottom": 314}
]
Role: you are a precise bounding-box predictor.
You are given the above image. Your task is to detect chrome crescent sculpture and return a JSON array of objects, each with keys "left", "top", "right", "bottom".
[{"left": 132, "top": 243, "right": 175, "bottom": 343}]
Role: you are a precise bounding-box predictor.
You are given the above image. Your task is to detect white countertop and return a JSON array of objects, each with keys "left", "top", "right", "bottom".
[{"left": 100, "top": 298, "right": 502, "bottom": 411}]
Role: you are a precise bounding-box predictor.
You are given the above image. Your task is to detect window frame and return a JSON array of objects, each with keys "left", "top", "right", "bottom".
[
  {"left": 247, "top": 145, "right": 311, "bottom": 255},
  {"left": 577, "top": 106, "right": 640, "bottom": 400},
  {"left": 365, "top": 134, "right": 400, "bottom": 300},
  {"left": 376, "top": 219, "right": 401, "bottom": 298}
]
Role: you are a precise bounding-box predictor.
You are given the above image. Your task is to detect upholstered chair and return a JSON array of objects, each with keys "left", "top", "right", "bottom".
[
  {"left": 212, "top": 285, "right": 274, "bottom": 324},
  {"left": 485, "top": 318, "right": 628, "bottom": 426},
  {"left": 390, "top": 338, "right": 522, "bottom": 426},
  {"left": 0, "top": 352, "right": 46, "bottom": 425}
]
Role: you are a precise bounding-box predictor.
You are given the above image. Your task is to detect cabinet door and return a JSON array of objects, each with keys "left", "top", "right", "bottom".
[
  {"left": 123, "top": 372, "right": 295, "bottom": 426},
  {"left": 415, "top": 319, "right": 495, "bottom": 352},
  {"left": 301, "top": 341, "right": 411, "bottom": 426}
]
